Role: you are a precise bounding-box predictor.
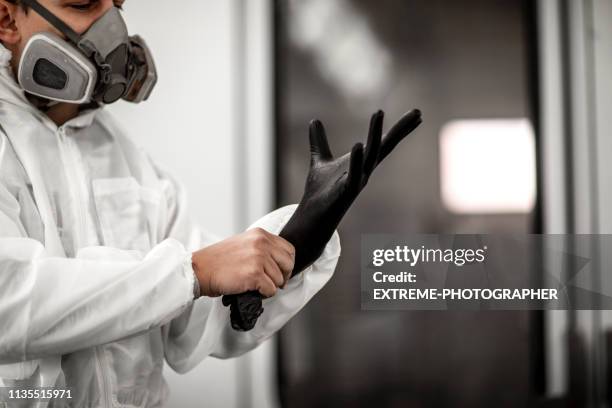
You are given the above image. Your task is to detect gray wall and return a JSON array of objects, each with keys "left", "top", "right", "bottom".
[{"left": 108, "top": 1, "right": 277, "bottom": 407}]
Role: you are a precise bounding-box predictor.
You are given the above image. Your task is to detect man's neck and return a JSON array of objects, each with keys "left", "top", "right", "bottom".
[{"left": 46, "top": 102, "right": 81, "bottom": 127}]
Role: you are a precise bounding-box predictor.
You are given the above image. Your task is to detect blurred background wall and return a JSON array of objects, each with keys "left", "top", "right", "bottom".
[{"left": 108, "top": 1, "right": 277, "bottom": 407}]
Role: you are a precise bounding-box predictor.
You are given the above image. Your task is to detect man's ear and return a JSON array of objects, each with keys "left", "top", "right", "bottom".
[{"left": 0, "top": 1, "right": 20, "bottom": 45}]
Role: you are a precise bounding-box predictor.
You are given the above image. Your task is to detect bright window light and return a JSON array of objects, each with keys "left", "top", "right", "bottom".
[{"left": 439, "top": 119, "right": 536, "bottom": 214}]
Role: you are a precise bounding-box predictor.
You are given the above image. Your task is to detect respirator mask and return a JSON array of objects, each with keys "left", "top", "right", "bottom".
[{"left": 16, "top": 0, "right": 157, "bottom": 104}]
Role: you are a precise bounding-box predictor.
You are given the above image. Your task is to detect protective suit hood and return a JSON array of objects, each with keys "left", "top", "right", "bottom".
[{"left": 0, "top": 43, "right": 35, "bottom": 112}]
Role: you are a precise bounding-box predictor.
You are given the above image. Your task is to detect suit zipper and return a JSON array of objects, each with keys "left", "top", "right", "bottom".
[
  {"left": 58, "top": 128, "right": 113, "bottom": 406},
  {"left": 56, "top": 128, "right": 86, "bottom": 251}
]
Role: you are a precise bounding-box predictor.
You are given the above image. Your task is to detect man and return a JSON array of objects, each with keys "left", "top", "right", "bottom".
[{"left": 0, "top": 0, "right": 421, "bottom": 406}]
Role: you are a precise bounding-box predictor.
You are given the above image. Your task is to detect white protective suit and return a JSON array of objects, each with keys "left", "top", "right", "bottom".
[{"left": 0, "top": 43, "right": 340, "bottom": 407}]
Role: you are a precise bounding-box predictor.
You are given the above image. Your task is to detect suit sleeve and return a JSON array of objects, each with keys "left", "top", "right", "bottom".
[
  {"left": 0, "top": 180, "right": 197, "bottom": 365},
  {"left": 156, "top": 165, "right": 341, "bottom": 373}
]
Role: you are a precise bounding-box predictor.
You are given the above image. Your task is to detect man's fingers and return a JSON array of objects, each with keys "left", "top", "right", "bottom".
[
  {"left": 264, "top": 257, "right": 285, "bottom": 288},
  {"left": 378, "top": 109, "right": 422, "bottom": 163},
  {"left": 256, "top": 273, "right": 277, "bottom": 298},
  {"left": 271, "top": 235, "right": 295, "bottom": 284},
  {"left": 364, "top": 110, "right": 383, "bottom": 176},
  {"left": 309, "top": 119, "right": 334, "bottom": 162},
  {"left": 269, "top": 233, "right": 295, "bottom": 261},
  {"left": 268, "top": 238, "right": 295, "bottom": 284},
  {"left": 347, "top": 143, "right": 364, "bottom": 193}
]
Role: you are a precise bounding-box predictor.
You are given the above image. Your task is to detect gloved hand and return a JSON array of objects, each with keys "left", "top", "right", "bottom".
[{"left": 222, "top": 109, "right": 423, "bottom": 331}]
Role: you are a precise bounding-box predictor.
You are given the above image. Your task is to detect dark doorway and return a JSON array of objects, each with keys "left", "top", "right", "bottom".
[{"left": 274, "top": 1, "right": 540, "bottom": 406}]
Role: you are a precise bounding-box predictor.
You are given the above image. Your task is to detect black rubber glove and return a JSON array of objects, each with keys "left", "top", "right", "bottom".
[{"left": 222, "top": 109, "right": 423, "bottom": 331}]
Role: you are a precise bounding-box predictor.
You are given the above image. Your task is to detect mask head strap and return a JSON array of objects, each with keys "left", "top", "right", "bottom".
[{"left": 19, "top": 0, "right": 81, "bottom": 45}]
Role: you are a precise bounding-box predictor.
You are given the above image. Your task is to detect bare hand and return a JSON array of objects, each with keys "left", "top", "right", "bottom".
[{"left": 192, "top": 228, "right": 295, "bottom": 298}]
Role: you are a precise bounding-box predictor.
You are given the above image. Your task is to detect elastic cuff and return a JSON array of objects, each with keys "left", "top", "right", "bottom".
[
  {"left": 192, "top": 268, "right": 201, "bottom": 299},
  {"left": 182, "top": 254, "right": 199, "bottom": 300}
]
